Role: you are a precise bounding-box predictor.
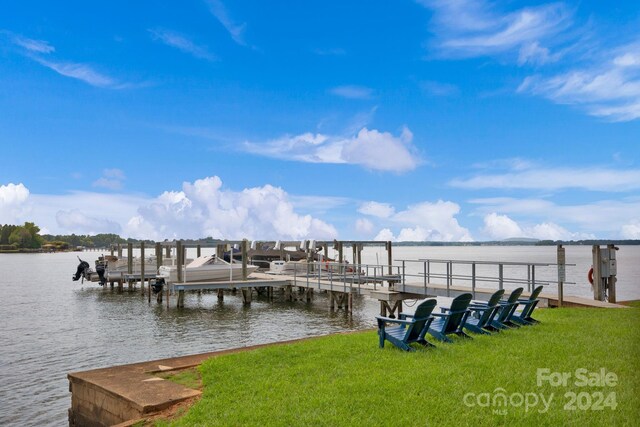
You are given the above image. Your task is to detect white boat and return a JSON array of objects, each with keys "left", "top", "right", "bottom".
[
  {"left": 104, "top": 255, "right": 187, "bottom": 281},
  {"left": 269, "top": 260, "right": 308, "bottom": 274},
  {"left": 158, "top": 255, "right": 258, "bottom": 283}
]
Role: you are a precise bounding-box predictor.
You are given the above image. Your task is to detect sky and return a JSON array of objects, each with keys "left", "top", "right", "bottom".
[{"left": 0, "top": 0, "right": 639, "bottom": 242}]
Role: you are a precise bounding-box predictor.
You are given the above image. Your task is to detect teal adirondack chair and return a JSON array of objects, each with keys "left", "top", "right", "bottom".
[
  {"left": 511, "top": 285, "right": 544, "bottom": 325},
  {"left": 376, "top": 299, "right": 437, "bottom": 351},
  {"left": 489, "top": 287, "right": 524, "bottom": 330},
  {"left": 428, "top": 293, "right": 473, "bottom": 342},
  {"left": 464, "top": 289, "right": 505, "bottom": 335}
]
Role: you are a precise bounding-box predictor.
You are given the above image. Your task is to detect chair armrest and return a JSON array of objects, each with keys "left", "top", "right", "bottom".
[
  {"left": 469, "top": 305, "right": 493, "bottom": 312},
  {"left": 469, "top": 303, "right": 489, "bottom": 308},
  {"left": 431, "top": 312, "right": 447, "bottom": 318},
  {"left": 375, "top": 316, "right": 414, "bottom": 325}
]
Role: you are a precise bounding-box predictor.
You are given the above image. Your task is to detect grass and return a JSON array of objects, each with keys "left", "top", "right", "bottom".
[
  {"left": 159, "top": 307, "right": 639, "bottom": 426},
  {"left": 156, "top": 368, "right": 202, "bottom": 390}
]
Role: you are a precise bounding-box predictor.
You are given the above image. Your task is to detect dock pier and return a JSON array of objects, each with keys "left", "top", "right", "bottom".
[{"left": 84, "top": 240, "right": 620, "bottom": 315}]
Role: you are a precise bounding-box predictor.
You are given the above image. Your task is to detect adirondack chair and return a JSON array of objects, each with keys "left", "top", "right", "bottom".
[
  {"left": 489, "top": 287, "right": 524, "bottom": 330},
  {"left": 376, "top": 299, "right": 437, "bottom": 351},
  {"left": 511, "top": 285, "right": 544, "bottom": 325},
  {"left": 428, "top": 293, "right": 473, "bottom": 342},
  {"left": 464, "top": 289, "right": 505, "bottom": 335}
]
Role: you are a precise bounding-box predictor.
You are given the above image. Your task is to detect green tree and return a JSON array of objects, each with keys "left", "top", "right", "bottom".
[{"left": 9, "top": 227, "right": 32, "bottom": 248}]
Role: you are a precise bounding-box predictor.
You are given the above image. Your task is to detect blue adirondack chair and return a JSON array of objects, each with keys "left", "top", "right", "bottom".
[
  {"left": 511, "top": 285, "right": 544, "bottom": 325},
  {"left": 376, "top": 299, "right": 437, "bottom": 351},
  {"left": 489, "top": 287, "right": 524, "bottom": 330},
  {"left": 428, "top": 293, "right": 473, "bottom": 342},
  {"left": 464, "top": 289, "right": 505, "bottom": 335}
]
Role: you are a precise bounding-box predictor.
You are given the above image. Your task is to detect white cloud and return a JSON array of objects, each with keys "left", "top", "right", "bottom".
[
  {"left": 482, "top": 212, "right": 523, "bottom": 240},
  {"left": 374, "top": 228, "right": 395, "bottom": 241},
  {"left": 329, "top": 85, "right": 374, "bottom": 99},
  {"left": 11, "top": 34, "right": 55, "bottom": 53},
  {"left": 451, "top": 167, "right": 640, "bottom": 192},
  {"left": 126, "top": 176, "right": 338, "bottom": 241},
  {"left": 206, "top": 0, "right": 247, "bottom": 46},
  {"left": 482, "top": 212, "right": 594, "bottom": 241},
  {"left": 621, "top": 221, "right": 640, "bottom": 239},
  {"left": 33, "top": 57, "right": 129, "bottom": 89},
  {"left": 56, "top": 209, "right": 122, "bottom": 234},
  {"left": 358, "top": 201, "right": 395, "bottom": 218},
  {"left": 518, "top": 41, "right": 557, "bottom": 66},
  {"left": 92, "top": 168, "right": 126, "bottom": 190},
  {"left": 244, "top": 127, "right": 420, "bottom": 173},
  {"left": 419, "top": 0, "right": 572, "bottom": 61},
  {"left": 518, "top": 41, "right": 640, "bottom": 121},
  {"left": 472, "top": 197, "right": 640, "bottom": 238},
  {"left": 369, "top": 200, "right": 473, "bottom": 242},
  {"left": 149, "top": 28, "right": 216, "bottom": 61},
  {"left": 355, "top": 218, "right": 373, "bottom": 234},
  {"left": 0, "top": 183, "right": 30, "bottom": 224}
]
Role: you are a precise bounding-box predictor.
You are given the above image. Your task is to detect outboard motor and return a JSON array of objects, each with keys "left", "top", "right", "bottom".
[
  {"left": 72, "top": 258, "right": 90, "bottom": 282},
  {"left": 151, "top": 278, "right": 165, "bottom": 294},
  {"left": 95, "top": 261, "right": 107, "bottom": 286}
]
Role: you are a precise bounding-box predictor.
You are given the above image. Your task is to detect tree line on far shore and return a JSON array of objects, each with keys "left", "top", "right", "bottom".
[{"left": 0, "top": 222, "right": 128, "bottom": 252}]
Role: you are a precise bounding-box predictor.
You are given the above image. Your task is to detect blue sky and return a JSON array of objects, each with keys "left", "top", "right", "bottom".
[{"left": 0, "top": 0, "right": 639, "bottom": 241}]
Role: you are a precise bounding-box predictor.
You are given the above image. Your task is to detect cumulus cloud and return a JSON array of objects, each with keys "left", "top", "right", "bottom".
[
  {"left": 482, "top": 212, "right": 523, "bottom": 240},
  {"left": 482, "top": 212, "right": 595, "bottom": 241},
  {"left": 621, "top": 221, "right": 640, "bottom": 239},
  {"left": 125, "top": 176, "right": 338, "bottom": 240},
  {"left": 355, "top": 218, "right": 374, "bottom": 234},
  {"left": 358, "top": 201, "right": 395, "bottom": 218},
  {"left": 56, "top": 209, "right": 122, "bottom": 234},
  {"left": 0, "top": 183, "right": 31, "bottom": 224},
  {"left": 368, "top": 200, "right": 473, "bottom": 242},
  {"left": 244, "top": 127, "right": 420, "bottom": 173},
  {"left": 374, "top": 228, "right": 395, "bottom": 241}
]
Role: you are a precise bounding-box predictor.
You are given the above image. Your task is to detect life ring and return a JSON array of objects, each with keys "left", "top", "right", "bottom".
[{"left": 587, "top": 267, "right": 594, "bottom": 285}]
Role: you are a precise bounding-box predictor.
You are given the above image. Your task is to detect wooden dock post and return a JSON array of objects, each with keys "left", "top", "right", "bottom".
[
  {"left": 241, "top": 239, "right": 248, "bottom": 280},
  {"left": 165, "top": 244, "right": 171, "bottom": 260},
  {"left": 155, "top": 243, "right": 162, "bottom": 270},
  {"left": 110, "top": 245, "right": 114, "bottom": 256},
  {"left": 217, "top": 289, "right": 224, "bottom": 301},
  {"left": 592, "top": 245, "right": 603, "bottom": 301},
  {"left": 386, "top": 241, "right": 393, "bottom": 275},
  {"left": 176, "top": 241, "right": 183, "bottom": 283},
  {"left": 241, "top": 288, "right": 252, "bottom": 304},
  {"left": 140, "top": 242, "right": 146, "bottom": 297},
  {"left": 196, "top": 244, "right": 201, "bottom": 258},
  {"left": 117, "top": 244, "right": 123, "bottom": 258},
  {"left": 176, "top": 240, "right": 184, "bottom": 308},
  {"left": 557, "top": 244, "right": 565, "bottom": 307},
  {"left": 607, "top": 244, "right": 618, "bottom": 303},
  {"left": 125, "top": 243, "right": 133, "bottom": 293}
]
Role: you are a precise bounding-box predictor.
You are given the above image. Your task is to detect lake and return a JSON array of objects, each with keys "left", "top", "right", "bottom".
[{"left": 1, "top": 245, "right": 638, "bottom": 426}]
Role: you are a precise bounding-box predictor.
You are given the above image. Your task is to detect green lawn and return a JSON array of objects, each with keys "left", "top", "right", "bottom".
[{"left": 161, "top": 307, "right": 640, "bottom": 426}]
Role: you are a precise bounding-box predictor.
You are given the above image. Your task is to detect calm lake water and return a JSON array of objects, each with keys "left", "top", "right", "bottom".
[{"left": 1, "top": 245, "right": 638, "bottom": 426}]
